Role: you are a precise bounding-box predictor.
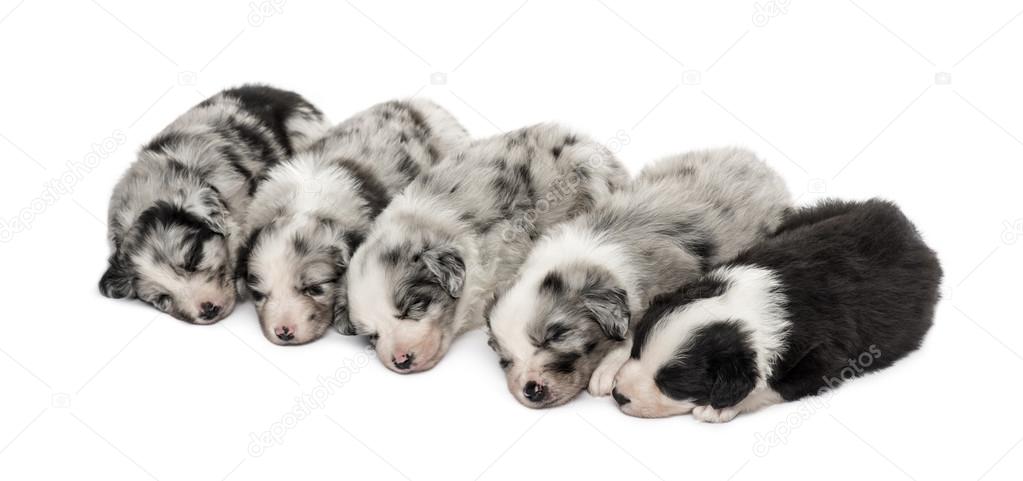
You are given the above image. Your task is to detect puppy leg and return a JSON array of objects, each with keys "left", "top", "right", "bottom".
[
  {"left": 588, "top": 340, "right": 632, "bottom": 397},
  {"left": 692, "top": 385, "right": 783, "bottom": 423}
]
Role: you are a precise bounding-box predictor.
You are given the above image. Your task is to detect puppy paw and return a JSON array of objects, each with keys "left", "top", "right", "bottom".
[
  {"left": 587, "top": 364, "right": 617, "bottom": 397},
  {"left": 692, "top": 405, "right": 739, "bottom": 423}
]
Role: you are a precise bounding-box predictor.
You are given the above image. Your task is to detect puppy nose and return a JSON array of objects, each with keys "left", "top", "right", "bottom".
[
  {"left": 392, "top": 352, "right": 415, "bottom": 370},
  {"left": 612, "top": 388, "right": 631, "bottom": 406},
  {"left": 199, "top": 302, "right": 221, "bottom": 321},
  {"left": 523, "top": 381, "right": 547, "bottom": 402},
  {"left": 274, "top": 325, "right": 295, "bottom": 342}
]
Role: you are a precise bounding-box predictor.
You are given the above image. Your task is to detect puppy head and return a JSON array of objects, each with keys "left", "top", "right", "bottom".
[
  {"left": 343, "top": 229, "right": 466, "bottom": 373},
  {"left": 487, "top": 264, "right": 630, "bottom": 408},
  {"left": 614, "top": 277, "right": 759, "bottom": 418},
  {"left": 99, "top": 192, "right": 235, "bottom": 324},
  {"left": 240, "top": 217, "right": 360, "bottom": 345}
]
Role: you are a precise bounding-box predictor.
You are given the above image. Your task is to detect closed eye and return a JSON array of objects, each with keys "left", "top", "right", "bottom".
[
  {"left": 302, "top": 279, "right": 337, "bottom": 297},
  {"left": 543, "top": 324, "right": 572, "bottom": 345}
]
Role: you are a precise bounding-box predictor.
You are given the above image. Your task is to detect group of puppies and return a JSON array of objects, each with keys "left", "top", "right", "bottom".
[{"left": 99, "top": 85, "right": 942, "bottom": 422}]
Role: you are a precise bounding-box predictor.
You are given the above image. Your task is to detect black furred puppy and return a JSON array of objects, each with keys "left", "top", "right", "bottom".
[{"left": 613, "top": 199, "right": 942, "bottom": 422}]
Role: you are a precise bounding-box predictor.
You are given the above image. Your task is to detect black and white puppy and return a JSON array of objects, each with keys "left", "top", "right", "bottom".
[
  {"left": 614, "top": 199, "right": 942, "bottom": 422},
  {"left": 486, "top": 149, "right": 791, "bottom": 408},
  {"left": 342, "top": 124, "right": 629, "bottom": 373},
  {"left": 238, "top": 99, "right": 468, "bottom": 345},
  {"left": 99, "top": 85, "right": 329, "bottom": 324}
]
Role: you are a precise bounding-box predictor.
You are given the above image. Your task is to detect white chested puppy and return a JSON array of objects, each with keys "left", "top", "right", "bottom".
[
  {"left": 343, "top": 124, "right": 629, "bottom": 373},
  {"left": 486, "top": 148, "right": 792, "bottom": 408},
  {"left": 614, "top": 199, "right": 941, "bottom": 422},
  {"left": 99, "top": 85, "right": 329, "bottom": 324},
  {"left": 239, "top": 99, "right": 468, "bottom": 345}
]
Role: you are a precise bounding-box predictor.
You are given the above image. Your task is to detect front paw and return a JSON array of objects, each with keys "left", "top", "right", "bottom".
[
  {"left": 588, "top": 363, "right": 617, "bottom": 397},
  {"left": 692, "top": 405, "right": 739, "bottom": 423}
]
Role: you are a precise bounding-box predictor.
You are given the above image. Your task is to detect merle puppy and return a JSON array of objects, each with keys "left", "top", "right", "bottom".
[
  {"left": 486, "top": 148, "right": 791, "bottom": 408},
  {"left": 238, "top": 99, "right": 468, "bottom": 345},
  {"left": 99, "top": 85, "right": 329, "bottom": 324},
  {"left": 342, "top": 124, "right": 629, "bottom": 373},
  {"left": 614, "top": 199, "right": 942, "bottom": 422}
]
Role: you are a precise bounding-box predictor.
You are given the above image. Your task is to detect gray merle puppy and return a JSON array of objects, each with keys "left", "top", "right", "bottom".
[
  {"left": 238, "top": 99, "right": 468, "bottom": 345},
  {"left": 99, "top": 85, "right": 329, "bottom": 324},
  {"left": 342, "top": 124, "right": 629, "bottom": 373},
  {"left": 614, "top": 199, "right": 941, "bottom": 422},
  {"left": 486, "top": 148, "right": 792, "bottom": 408}
]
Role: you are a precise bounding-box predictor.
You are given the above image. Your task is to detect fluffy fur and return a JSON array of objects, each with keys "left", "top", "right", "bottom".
[
  {"left": 343, "top": 123, "right": 629, "bottom": 373},
  {"left": 238, "top": 99, "right": 468, "bottom": 345},
  {"left": 486, "top": 148, "right": 792, "bottom": 408},
  {"left": 99, "top": 85, "right": 330, "bottom": 324},
  {"left": 615, "top": 199, "right": 942, "bottom": 422}
]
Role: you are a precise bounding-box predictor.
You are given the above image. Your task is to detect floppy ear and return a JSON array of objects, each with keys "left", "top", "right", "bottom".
[
  {"left": 708, "top": 357, "right": 758, "bottom": 409},
  {"left": 582, "top": 287, "right": 630, "bottom": 341},
  {"left": 99, "top": 253, "right": 135, "bottom": 299},
  {"left": 179, "top": 187, "right": 230, "bottom": 236},
  {"left": 421, "top": 246, "right": 465, "bottom": 298}
]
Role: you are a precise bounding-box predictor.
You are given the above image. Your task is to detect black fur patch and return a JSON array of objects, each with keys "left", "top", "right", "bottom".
[
  {"left": 539, "top": 271, "right": 565, "bottom": 295},
  {"left": 334, "top": 157, "right": 392, "bottom": 218},
  {"left": 654, "top": 321, "right": 758, "bottom": 409},
  {"left": 220, "top": 84, "right": 323, "bottom": 155},
  {"left": 631, "top": 275, "right": 729, "bottom": 359}
]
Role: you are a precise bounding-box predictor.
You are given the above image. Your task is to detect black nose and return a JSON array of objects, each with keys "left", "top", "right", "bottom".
[
  {"left": 523, "top": 381, "right": 547, "bottom": 402},
  {"left": 276, "top": 326, "right": 295, "bottom": 341},
  {"left": 199, "top": 302, "right": 221, "bottom": 321},
  {"left": 612, "top": 388, "right": 631, "bottom": 406},
  {"left": 393, "top": 353, "right": 415, "bottom": 370}
]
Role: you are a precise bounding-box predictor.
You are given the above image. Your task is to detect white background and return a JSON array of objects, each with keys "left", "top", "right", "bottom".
[{"left": 1, "top": 1, "right": 1021, "bottom": 480}]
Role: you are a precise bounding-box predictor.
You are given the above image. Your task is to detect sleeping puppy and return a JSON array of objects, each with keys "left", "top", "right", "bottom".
[
  {"left": 99, "top": 85, "right": 329, "bottom": 324},
  {"left": 486, "top": 148, "right": 791, "bottom": 408},
  {"left": 614, "top": 199, "right": 942, "bottom": 422},
  {"left": 342, "top": 124, "right": 629, "bottom": 373},
  {"left": 238, "top": 99, "right": 468, "bottom": 345}
]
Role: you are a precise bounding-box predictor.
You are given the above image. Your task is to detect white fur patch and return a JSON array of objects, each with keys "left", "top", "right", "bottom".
[{"left": 638, "top": 265, "right": 790, "bottom": 385}]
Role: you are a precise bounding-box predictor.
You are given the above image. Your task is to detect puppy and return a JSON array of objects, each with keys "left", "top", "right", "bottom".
[
  {"left": 99, "top": 85, "right": 329, "bottom": 324},
  {"left": 486, "top": 148, "right": 791, "bottom": 408},
  {"left": 238, "top": 99, "right": 468, "bottom": 345},
  {"left": 614, "top": 199, "right": 942, "bottom": 422},
  {"left": 342, "top": 124, "right": 629, "bottom": 373}
]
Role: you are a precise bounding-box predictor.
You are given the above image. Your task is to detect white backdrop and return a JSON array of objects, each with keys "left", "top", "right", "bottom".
[{"left": 2, "top": 1, "right": 1021, "bottom": 480}]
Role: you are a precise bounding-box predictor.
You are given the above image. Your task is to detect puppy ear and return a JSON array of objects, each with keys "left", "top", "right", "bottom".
[
  {"left": 99, "top": 253, "right": 135, "bottom": 299},
  {"left": 708, "top": 358, "right": 758, "bottom": 409},
  {"left": 421, "top": 246, "right": 465, "bottom": 298},
  {"left": 178, "top": 187, "right": 230, "bottom": 236},
  {"left": 582, "top": 287, "right": 630, "bottom": 341}
]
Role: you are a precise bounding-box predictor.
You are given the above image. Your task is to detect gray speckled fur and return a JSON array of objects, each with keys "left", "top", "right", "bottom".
[
  {"left": 486, "top": 147, "right": 793, "bottom": 407},
  {"left": 344, "top": 123, "right": 629, "bottom": 372},
  {"left": 239, "top": 99, "right": 469, "bottom": 344},
  {"left": 99, "top": 85, "right": 330, "bottom": 324}
]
